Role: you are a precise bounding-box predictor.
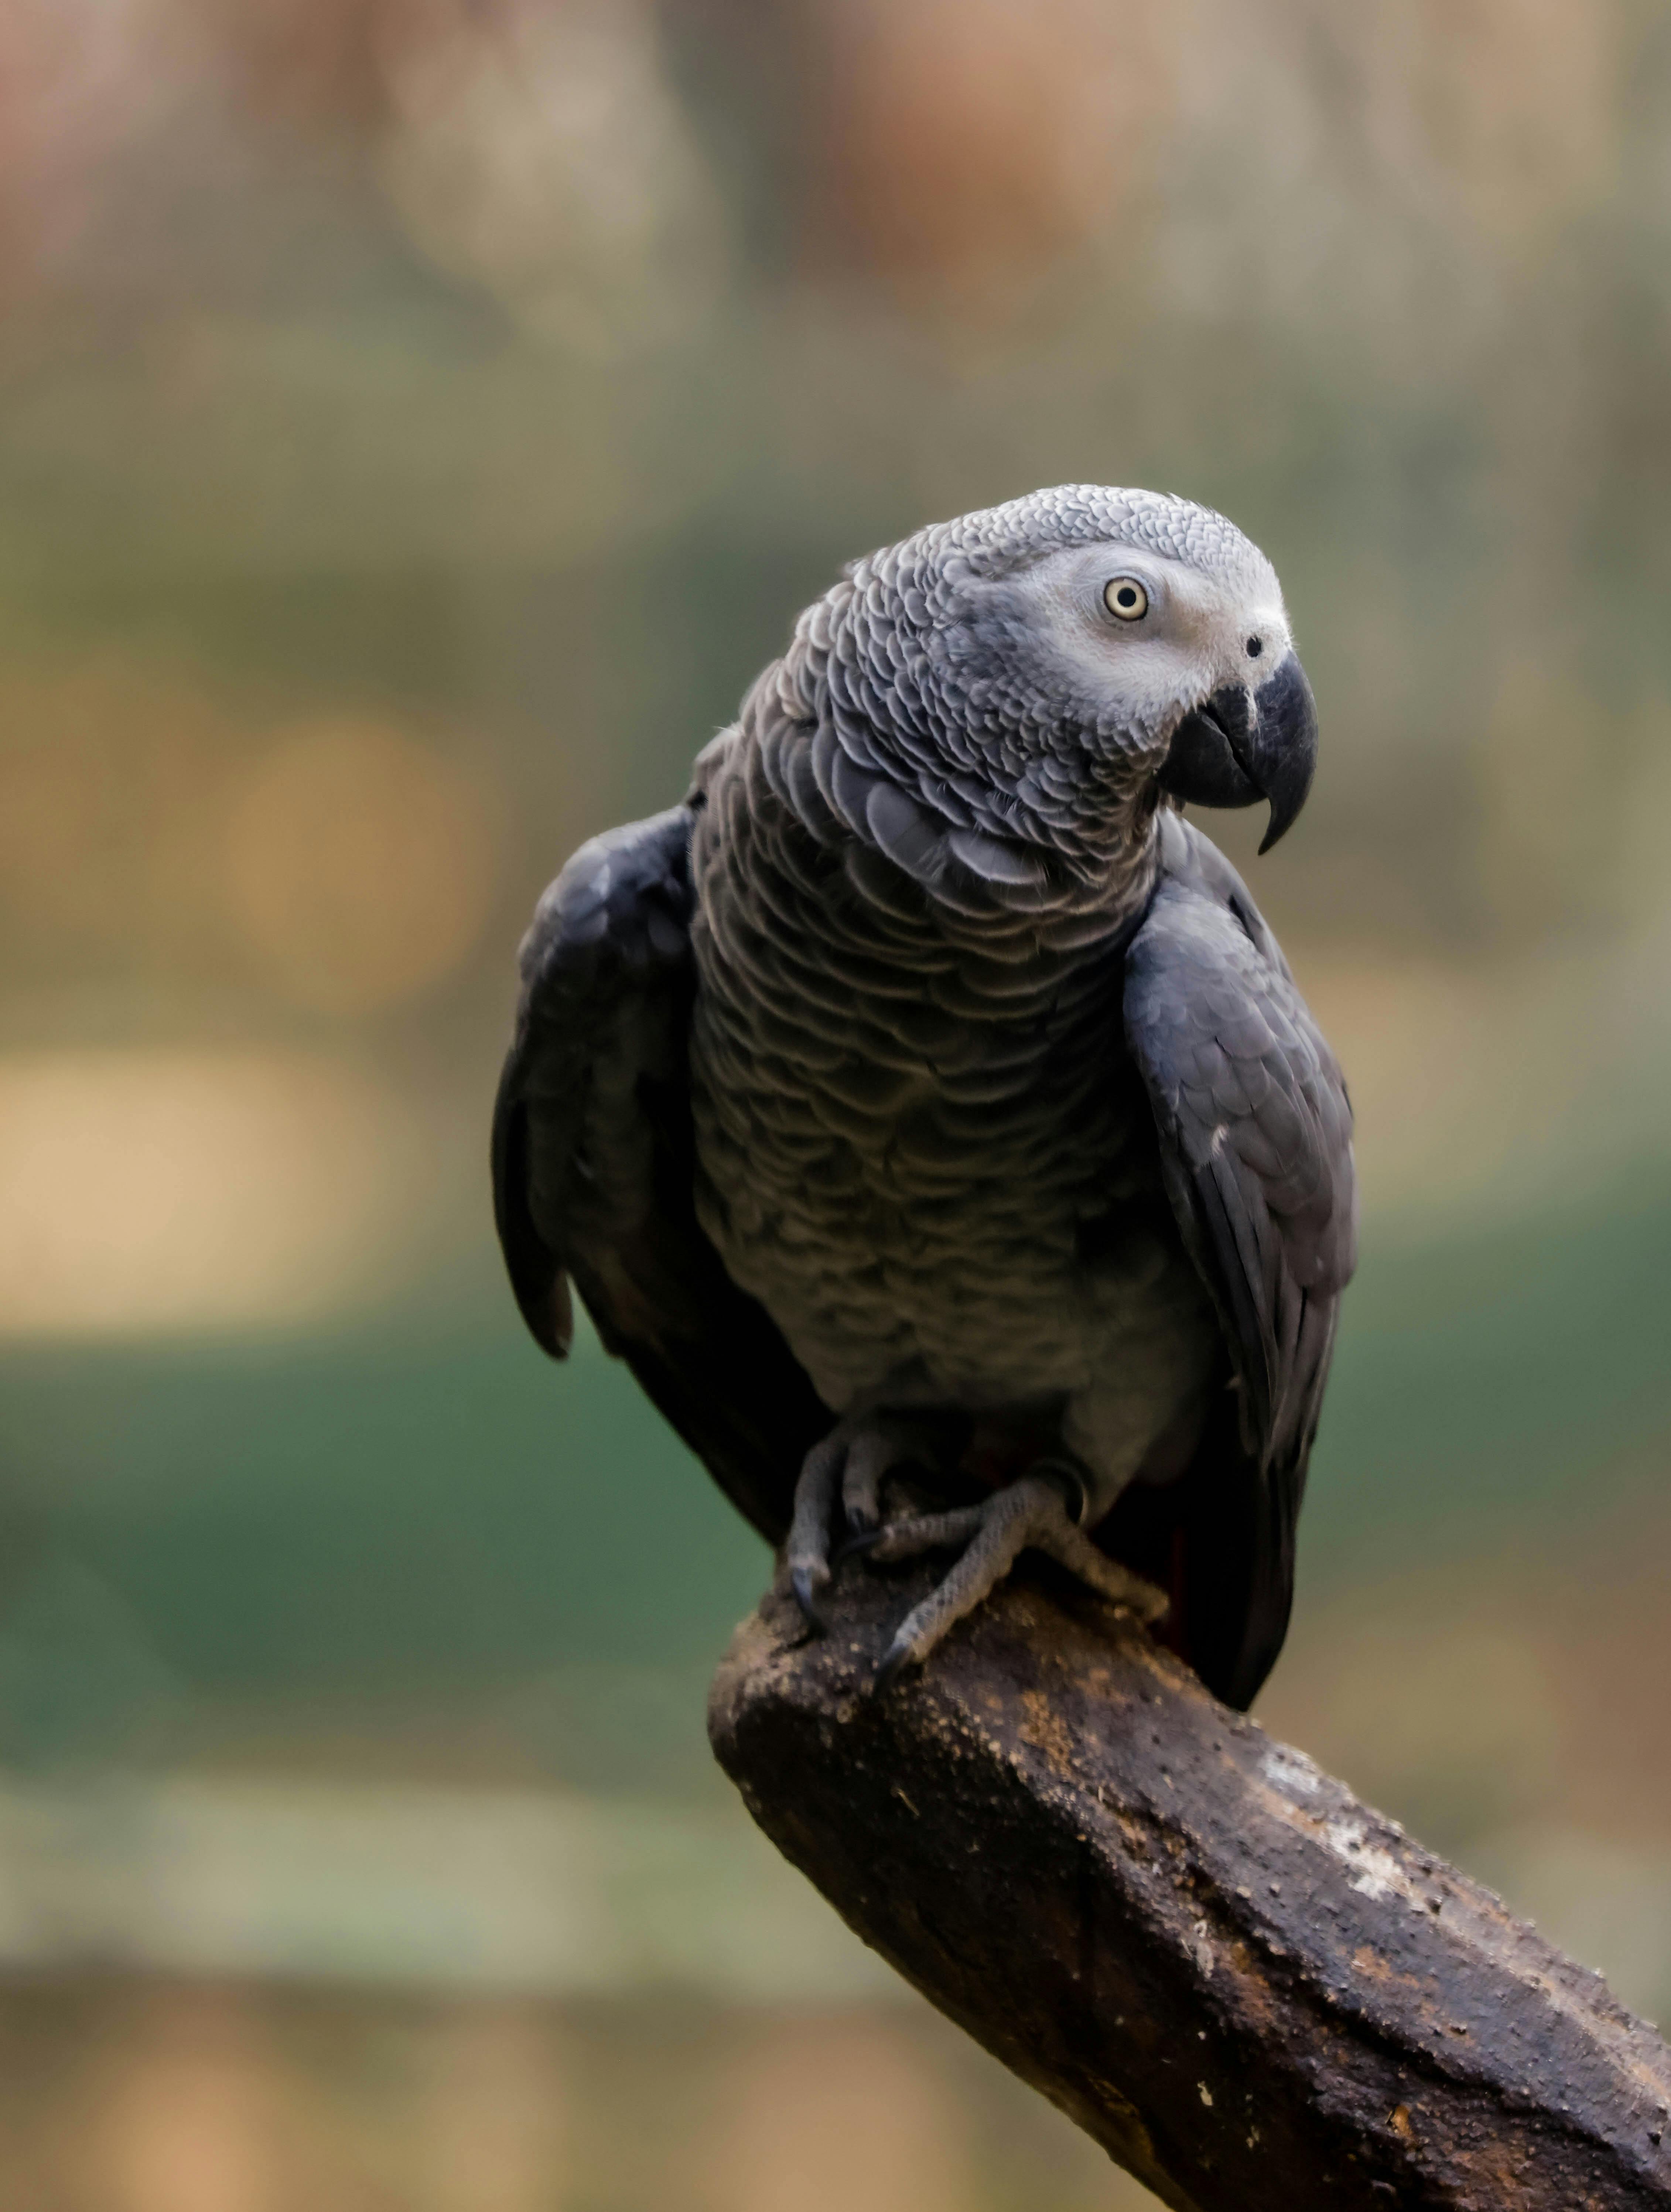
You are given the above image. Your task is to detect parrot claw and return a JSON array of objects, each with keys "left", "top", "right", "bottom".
[
  {"left": 859, "top": 1464, "right": 1168, "bottom": 1684},
  {"left": 786, "top": 1430, "right": 1163, "bottom": 1684},
  {"left": 785, "top": 1417, "right": 936, "bottom": 1630}
]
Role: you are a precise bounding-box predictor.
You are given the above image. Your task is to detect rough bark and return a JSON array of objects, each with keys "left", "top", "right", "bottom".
[{"left": 708, "top": 1560, "right": 1671, "bottom": 2211}]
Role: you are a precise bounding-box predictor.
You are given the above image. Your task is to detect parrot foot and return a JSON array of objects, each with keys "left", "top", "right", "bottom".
[
  {"left": 785, "top": 1416, "right": 937, "bottom": 1631},
  {"left": 868, "top": 1462, "right": 1169, "bottom": 1688}
]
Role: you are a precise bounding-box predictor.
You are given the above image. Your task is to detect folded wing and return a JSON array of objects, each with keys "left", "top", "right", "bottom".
[
  {"left": 1118, "top": 812, "right": 1357, "bottom": 1708},
  {"left": 491, "top": 804, "right": 826, "bottom": 1543}
]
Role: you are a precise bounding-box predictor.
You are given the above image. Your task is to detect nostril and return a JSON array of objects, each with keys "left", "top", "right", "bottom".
[{"left": 1246, "top": 635, "right": 1264, "bottom": 659}]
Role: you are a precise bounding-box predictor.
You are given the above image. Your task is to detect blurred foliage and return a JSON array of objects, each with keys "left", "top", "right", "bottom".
[{"left": 0, "top": 1978, "right": 1160, "bottom": 2212}]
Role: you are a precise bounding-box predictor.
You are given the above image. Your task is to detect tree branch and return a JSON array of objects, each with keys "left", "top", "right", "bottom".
[{"left": 709, "top": 1561, "right": 1671, "bottom": 2211}]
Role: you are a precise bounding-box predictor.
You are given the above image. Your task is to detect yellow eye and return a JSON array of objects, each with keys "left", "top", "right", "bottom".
[{"left": 1104, "top": 577, "right": 1148, "bottom": 621}]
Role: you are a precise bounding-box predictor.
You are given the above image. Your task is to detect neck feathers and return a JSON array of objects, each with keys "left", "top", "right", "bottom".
[{"left": 755, "top": 569, "right": 1160, "bottom": 939}]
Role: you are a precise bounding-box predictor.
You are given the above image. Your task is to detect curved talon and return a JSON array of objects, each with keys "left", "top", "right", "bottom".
[
  {"left": 874, "top": 1635, "right": 916, "bottom": 1692},
  {"left": 790, "top": 1565, "right": 830, "bottom": 1633},
  {"left": 833, "top": 1528, "right": 886, "bottom": 1567},
  {"left": 1032, "top": 1457, "right": 1089, "bottom": 1526}
]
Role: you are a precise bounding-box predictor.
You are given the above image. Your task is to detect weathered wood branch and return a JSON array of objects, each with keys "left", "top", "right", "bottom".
[{"left": 709, "top": 1560, "right": 1671, "bottom": 2211}]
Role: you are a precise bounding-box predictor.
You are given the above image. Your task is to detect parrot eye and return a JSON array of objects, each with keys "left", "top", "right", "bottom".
[
  {"left": 1103, "top": 577, "right": 1148, "bottom": 622},
  {"left": 1246, "top": 635, "right": 1264, "bottom": 658}
]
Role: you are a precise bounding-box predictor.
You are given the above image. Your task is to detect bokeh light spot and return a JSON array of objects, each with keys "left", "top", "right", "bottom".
[
  {"left": 223, "top": 717, "right": 498, "bottom": 1015},
  {"left": 0, "top": 1047, "right": 427, "bottom": 1337}
]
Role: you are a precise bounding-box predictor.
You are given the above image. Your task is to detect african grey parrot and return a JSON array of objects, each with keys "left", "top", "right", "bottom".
[{"left": 492, "top": 487, "right": 1356, "bottom": 1710}]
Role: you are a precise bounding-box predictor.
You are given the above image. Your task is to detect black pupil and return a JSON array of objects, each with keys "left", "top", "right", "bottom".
[
  {"left": 1117, "top": 587, "right": 1137, "bottom": 608},
  {"left": 1247, "top": 635, "right": 1263, "bottom": 657}
]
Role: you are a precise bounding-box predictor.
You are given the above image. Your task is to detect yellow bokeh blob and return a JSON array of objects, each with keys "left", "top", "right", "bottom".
[
  {"left": 0, "top": 1047, "right": 428, "bottom": 1338},
  {"left": 224, "top": 717, "right": 498, "bottom": 1014}
]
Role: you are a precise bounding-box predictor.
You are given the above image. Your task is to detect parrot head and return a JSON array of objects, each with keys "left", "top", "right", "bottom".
[{"left": 881, "top": 485, "right": 1320, "bottom": 856}]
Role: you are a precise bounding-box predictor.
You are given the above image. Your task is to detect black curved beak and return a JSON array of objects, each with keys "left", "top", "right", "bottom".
[{"left": 1156, "top": 652, "right": 1319, "bottom": 854}]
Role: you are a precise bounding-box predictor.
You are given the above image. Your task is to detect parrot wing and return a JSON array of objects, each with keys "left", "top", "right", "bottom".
[
  {"left": 1118, "top": 810, "right": 1357, "bottom": 1708},
  {"left": 491, "top": 802, "right": 827, "bottom": 1545}
]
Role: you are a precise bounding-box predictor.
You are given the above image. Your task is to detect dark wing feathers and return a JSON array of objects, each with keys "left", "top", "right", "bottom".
[
  {"left": 1121, "top": 813, "right": 1356, "bottom": 1708},
  {"left": 491, "top": 804, "right": 825, "bottom": 1544}
]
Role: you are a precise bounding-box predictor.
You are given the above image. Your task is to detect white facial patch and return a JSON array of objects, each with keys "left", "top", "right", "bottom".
[{"left": 1009, "top": 539, "right": 1291, "bottom": 749}]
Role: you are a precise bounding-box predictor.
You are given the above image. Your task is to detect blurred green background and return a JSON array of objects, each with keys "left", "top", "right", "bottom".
[{"left": 1, "top": 0, "right": 1671, "bottom": 2203}]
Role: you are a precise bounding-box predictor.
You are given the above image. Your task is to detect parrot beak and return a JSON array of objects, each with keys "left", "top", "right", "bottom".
[{"left": 1156, "top": 652, "right": 1319, "bottom": 853}]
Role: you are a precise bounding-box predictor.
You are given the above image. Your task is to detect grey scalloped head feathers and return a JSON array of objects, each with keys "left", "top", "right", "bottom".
[{"left": 745, "top": 485, "right": 1275, "bottom": 909}]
